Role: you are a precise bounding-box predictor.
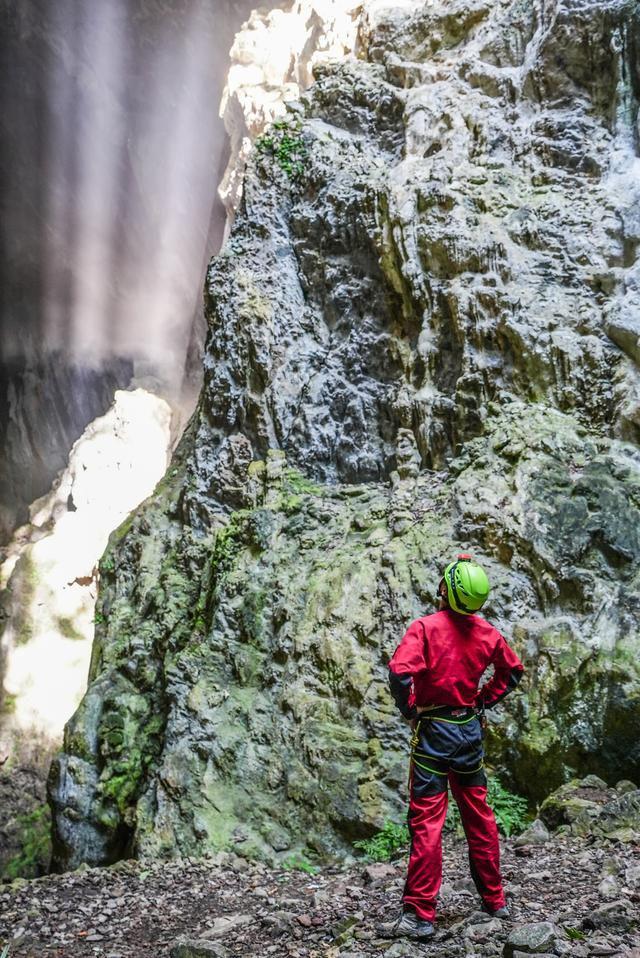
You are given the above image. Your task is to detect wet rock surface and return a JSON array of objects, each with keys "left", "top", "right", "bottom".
[
  {"left": 1, "top": 834, "right": 639, "bottom": 957},
  {"left": 47, "top": 405, "right": 640, "bottom": 869},
  {"left": 46, "top": 0, "right": 640, "bottom": 870}
]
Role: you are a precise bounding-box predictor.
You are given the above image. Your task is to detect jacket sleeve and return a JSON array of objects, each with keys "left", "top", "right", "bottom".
[
  {"left": 477, "top": 632, "right": 524, "bottom": 709},
  {"left": 388, "top": 619, "right": 428, "bottom": 720}
]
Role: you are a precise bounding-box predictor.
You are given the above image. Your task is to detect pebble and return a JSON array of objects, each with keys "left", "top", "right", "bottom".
[
  {"left": 597, "top": 876, "right": 619, "bottom": 899},
  {"left": 1, "top": 834, "right": 639, "bottom": 957}
]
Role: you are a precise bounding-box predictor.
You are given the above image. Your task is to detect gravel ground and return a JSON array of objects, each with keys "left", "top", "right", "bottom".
[{"left": 1, "top": 834, "right": 639, "bottom": 957}]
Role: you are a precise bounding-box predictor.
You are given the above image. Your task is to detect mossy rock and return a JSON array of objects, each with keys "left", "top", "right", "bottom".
[
  {"left": 539, "top": 777, "right": 614, "bottom": 831},
  {"left": 49, "top": 404, "right": 640, "bottom": 868}
]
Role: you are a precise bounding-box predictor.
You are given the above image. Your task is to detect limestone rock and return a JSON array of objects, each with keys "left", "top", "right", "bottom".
[
  {"left": 615, "top": 780, "right": 638, "bottom": 794},
  {"left": 625, "top": 864, "right": 640, "bottom": 888},
  {"left": 597, "top": 876, "right": 619, "bottom": 899},
  {"left": 540, "top": 781, "right": 640, "bottom": 842},
  {"left": 503, "top": 922, "right": 560, "bottom": 957},
  {"left": 219, "top": 0, "right": 360, "bottom": 216},
  {"left": 200, "top": 915, "right": 254, "bottom": 939},
  {"left": 363, "top": 863, "right": 397, "bottom": 883},
  {"left": 582, "top": 899, "right": 634, "bottom": 933},
  {"left": 465, "top": 916, "right": 503, "bottom": 941},
  {"left": 49, "top": 0, "right": 640, "bottom": 869},
  {"left": 514, "top": 820, "right": 550, "bottom": 847},
  {"left": 539, "top": 779, "right": 615, "bottom": 832},
  {"left": 171, "top": 941, "right": 228, "bottom": 958}
]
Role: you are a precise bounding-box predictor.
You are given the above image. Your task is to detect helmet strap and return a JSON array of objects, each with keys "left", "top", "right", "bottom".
[
  {"left": 447, "top": 561, "right": 472, "bottom": 613},
  {"left": 436, "top": 577, "right": 449, "bottom": 606}
]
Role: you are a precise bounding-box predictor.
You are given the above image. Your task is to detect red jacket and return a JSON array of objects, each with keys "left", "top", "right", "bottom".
[{"left": 388, "top": 609, "right": 524, "bottom": 718}]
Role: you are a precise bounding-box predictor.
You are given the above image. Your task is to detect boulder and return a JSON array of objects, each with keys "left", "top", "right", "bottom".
[
  {"left": 171, "top": 941, "right": 228, "bottom": 958},
  {"left": 582, "top": 900, "right": 634, "bottom": 933},
  {"left": 514, "top": 819, "right": 550, "bottom": 847},
  {"left": 539, "top": 778, "right": 614, "bottom": 832},
  {"left": 503, "top": 922, "right": 561, "bottom": 957}
]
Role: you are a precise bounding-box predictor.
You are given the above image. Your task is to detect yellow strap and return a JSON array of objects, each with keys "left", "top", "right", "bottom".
[{"left": 411, "top": 756, "right": 448, "bottom": 777}]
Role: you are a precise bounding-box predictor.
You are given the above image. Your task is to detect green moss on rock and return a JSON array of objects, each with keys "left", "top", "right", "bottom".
[
  {"left": 50, "top": 404, "right": 640, "bottom": 868},
  {"left": 1, "top": 805, "right": 51, "bottom": 881}
]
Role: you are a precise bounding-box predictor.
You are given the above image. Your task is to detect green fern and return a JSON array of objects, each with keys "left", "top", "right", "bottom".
[
  {"left": 447, "top": 776, "right": 529, "bottom": 836},
  {"left": 353, "top": 820, "right": 409, "bottom": 862},
  {"left": 358, "top": 777, "right": 528, "bottom": 858},
  {"left": 282, "top": 854, "right": 319, "bottom": 875},
  {"left": 486, "top": 777, "right": 529, "bottom": 837}
]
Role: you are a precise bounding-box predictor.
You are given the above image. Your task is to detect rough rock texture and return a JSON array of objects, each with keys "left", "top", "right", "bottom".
[
  {"left": 539, "top": 775, "right": 640, "bottom": 843},
  {"left": 50, "top": 0, "right": 640, "bottom": 869},
  {"left": 0, "top": 389, "right": 172, "bottom": 880},
  {"left": 219, "top": 0, "right": 361, "bottom": 217}
]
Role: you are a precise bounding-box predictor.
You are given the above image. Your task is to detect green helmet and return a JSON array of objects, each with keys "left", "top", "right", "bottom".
[{"left": 443, "top": 554, "right": 489, "bottom": 614}]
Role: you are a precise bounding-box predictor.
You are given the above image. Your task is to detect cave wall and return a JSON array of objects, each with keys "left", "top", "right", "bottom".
[{"left": 48, "top": 0, "right": 640, "bottom": 870}]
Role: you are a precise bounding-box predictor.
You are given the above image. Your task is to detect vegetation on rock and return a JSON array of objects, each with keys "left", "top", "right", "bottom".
[
  {"left": 255, "top": 119, "right": 308, "bottom": 179},
  {"left": 1, "top": 803, "right": 51, "bottom": 882},
  {"left": 47, "top": 0, "right": 640, "bottom": 875}
]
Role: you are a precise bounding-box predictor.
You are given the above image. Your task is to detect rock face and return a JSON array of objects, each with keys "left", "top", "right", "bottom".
[
  {"left": 50, "top": 0, "right": 640, "bottom": 869},
  {"left": 219, "top": 0, "right": 361, "bottom": 217},
  {"left": 0, "top": 389, "right": 172, "bottom": 879}
]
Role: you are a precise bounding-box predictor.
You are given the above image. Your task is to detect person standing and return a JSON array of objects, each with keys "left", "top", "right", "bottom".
[{"left": 381, "top": 554, "right": 524, "bottom": 940}]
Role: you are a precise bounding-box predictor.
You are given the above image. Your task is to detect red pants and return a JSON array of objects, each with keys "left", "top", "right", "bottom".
[{"left": 402, "top": 772, "right": 505, "bottom": 922}]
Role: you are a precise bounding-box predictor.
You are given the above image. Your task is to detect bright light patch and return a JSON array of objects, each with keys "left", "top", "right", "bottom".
[{"left": 0, "top": 389, "right": 172, "bottom": 743}]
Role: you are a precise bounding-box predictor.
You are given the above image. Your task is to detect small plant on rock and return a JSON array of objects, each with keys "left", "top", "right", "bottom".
[
  {"left": 486, "top": 776, "right": 529, "bottom": 837},
  {"left": 282, "top": 854, "right": 319, "bottom": 875},
  {"left": 353, "top": 820, "right": 409, "bottom": 862},
  {"left": 255, "top": 119, "right": 308, "bottom": 179}
]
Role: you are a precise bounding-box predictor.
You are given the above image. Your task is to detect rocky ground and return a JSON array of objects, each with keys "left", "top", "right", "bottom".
[{"left": 1, "top": 830, "right": 639, "bottom": 958}]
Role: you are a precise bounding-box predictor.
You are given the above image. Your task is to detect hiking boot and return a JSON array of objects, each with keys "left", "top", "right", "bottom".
[
  {"left": 481, "top": 903, "right": 510, "bottom": 919},
  {"left": 377, "top": 911, "right": 435, "bottom": 940}
]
